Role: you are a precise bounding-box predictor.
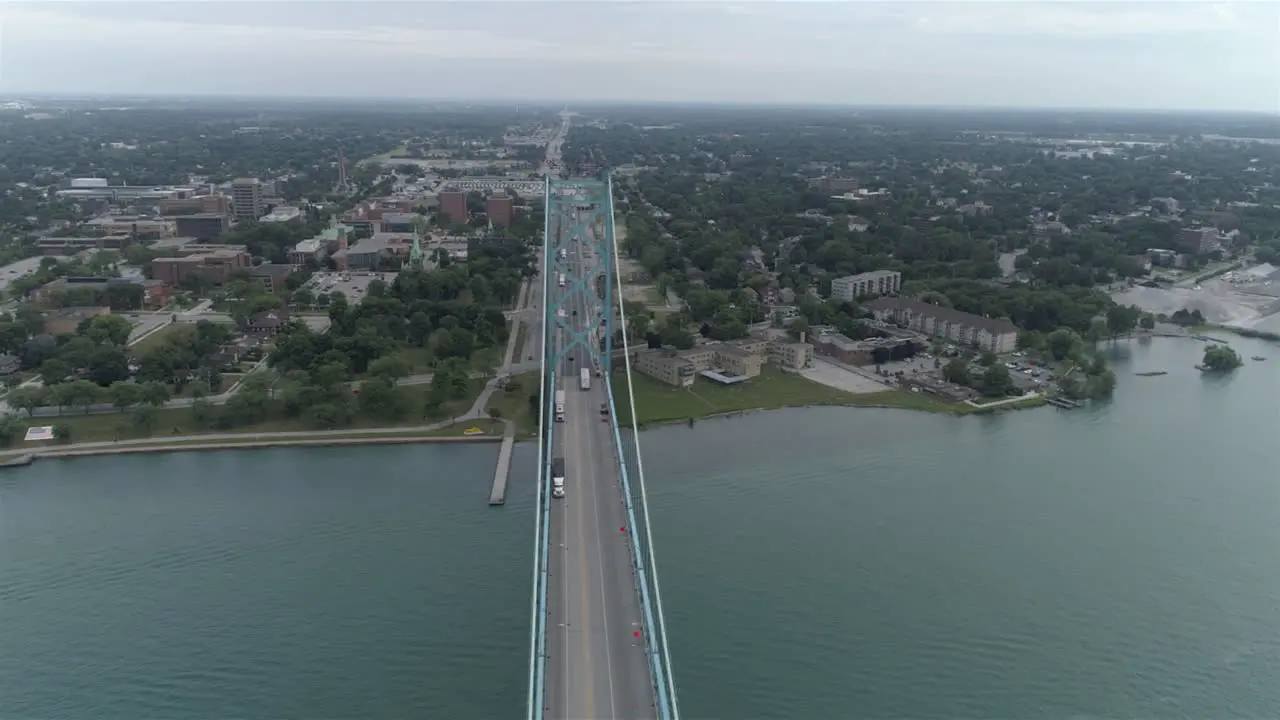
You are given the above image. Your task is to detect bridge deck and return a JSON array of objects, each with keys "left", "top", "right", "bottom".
[{"left": 541, "top": 179, "right": 659, "bottom": 720}]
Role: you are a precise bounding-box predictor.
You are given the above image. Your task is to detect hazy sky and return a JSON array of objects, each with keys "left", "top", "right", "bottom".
[{"left": 1, "top": 1, "right": 1276, "bottom": 111}]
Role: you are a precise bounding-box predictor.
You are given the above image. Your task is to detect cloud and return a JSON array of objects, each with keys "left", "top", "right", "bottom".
[{"left": 0, "top": 1, "right": 1274, "bottom": 111}]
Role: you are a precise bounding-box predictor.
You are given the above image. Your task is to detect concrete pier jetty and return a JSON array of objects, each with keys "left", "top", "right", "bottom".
[{"left": 489, "top": 422, "right": 516, "bottom": 505}]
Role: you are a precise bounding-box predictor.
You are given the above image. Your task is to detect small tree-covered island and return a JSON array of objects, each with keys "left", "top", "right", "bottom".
[{"left": 1200, "top": 344, "right": 1244, "bottom": 373}]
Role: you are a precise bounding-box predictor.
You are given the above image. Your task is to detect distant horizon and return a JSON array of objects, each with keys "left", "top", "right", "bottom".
[{"left": 3, "top": 91, "right": 1277, "bottom": 119}]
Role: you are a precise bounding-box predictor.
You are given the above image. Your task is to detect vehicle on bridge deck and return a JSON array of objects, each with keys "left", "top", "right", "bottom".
[
  {"left": 579, "top": 367, "right": 591, "bottom": 391},
  {"left": 557, "top": 273, "right": 566, "bottom": 288},
  {"left": 554, "top": 390, "right": 566, "bottom": 422},
  {"left": 551, "top": 457, "right": 566, "bottom": 499}
]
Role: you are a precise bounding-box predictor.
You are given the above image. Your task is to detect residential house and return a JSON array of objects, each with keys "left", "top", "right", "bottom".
[{"left": 247, "top": 309, "right": 290, "bottom": 337}]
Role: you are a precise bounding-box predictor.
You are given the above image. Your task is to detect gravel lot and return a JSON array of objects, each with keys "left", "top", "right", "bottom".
[{"left": 801, "top": 359, "right": 894, "bottom": 394}]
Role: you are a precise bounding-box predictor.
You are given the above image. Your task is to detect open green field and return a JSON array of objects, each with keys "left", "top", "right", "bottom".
[
  {"left": 609, "top": 365, "right": 1044, "bottom": 426},
  {"left": 3, "top": 380, "right": 486, "bottom": 449},
  {"left": 485, "top": 371, "right": 540, "bottom": 438}
]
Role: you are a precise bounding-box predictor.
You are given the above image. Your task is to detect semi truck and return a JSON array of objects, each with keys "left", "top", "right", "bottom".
[
  {"left": 558, "top": 273, "right": 566, "bottom": 288},
  {"left": 551, "top": 457, "right": 565, "bottom": 499},
  {"left": 554, "top": 390, "right": 566, "bottom": 422},
  {"left": 579, "top": 367, "right": 591, "bottom": 391}
]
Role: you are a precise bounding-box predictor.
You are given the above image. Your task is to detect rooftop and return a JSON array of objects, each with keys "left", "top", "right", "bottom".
[
  {"left": 248, "top": 263, "right": 297, "bottom": 278},
  {"left": 868, "top": 296, "right": 1018, "bottom": 334}
]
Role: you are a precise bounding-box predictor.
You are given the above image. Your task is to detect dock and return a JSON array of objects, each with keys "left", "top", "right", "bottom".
[
  {"left": 488, "top": 422, "right": 516, "bottom": 505},
  {"left": 1046, "top": 397, "right": 1080, "bottom": 409}
]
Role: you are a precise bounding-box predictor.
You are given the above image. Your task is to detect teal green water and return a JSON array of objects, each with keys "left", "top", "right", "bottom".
[
  {"left": 2, "top": 337, "right": 1279, "bottom": 718},
  {"left": 0, "top": 444, "right": 539, "bottom": 719}
]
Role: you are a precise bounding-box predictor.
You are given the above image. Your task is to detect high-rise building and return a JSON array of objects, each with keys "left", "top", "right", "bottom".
[
  {"left": 231, "top": 178, "right": 264, "bottom": 220},
  {"left": 831, "top": 270, "right": 901, "bottom": 301},
  {"left": 439, "top": 190, "right": 468, "bottom": 226},
  {"left": 486, "top": 193, "right": 514, "bottom": 228}
]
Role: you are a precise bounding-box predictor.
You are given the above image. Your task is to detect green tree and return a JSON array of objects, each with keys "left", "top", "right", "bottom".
[
  {"left": 1139, "top": 313, "right": 1156, "bottom": 330},
  {"left": 39, "top": 358, "right": 71, "bottom": 386},
  {"left": 108, "top": 381, "right": 141, "bottom": 411},
  {"left": 79, "top": 314, "right": 133, "bottom": 346},
  {"left": 138, "top": 381, "right": 171, "bottom": 407},
  {"left": 368, "top": 355, "right": 411, "bottom": 384},
  {"left": 66, "top": 380, "right": 103, "bottom": 414},
  {"left": 942, "top": 358, "right": 970, "bottom": 385},
  {"left": 7, "top": 386, "right": 48, "bottom": 417},
  {"left": 1045, "top": 328, "right": 1084, "bottom": 362},
  {"left": 981, "top": 363, "right": 1013, "bottom": 397},
  {"left": 1202, "top": 344, "right": 1243, "bottom": 372},
  {"left": 358, "top": 376, "right": 406, "bottom": 419}
]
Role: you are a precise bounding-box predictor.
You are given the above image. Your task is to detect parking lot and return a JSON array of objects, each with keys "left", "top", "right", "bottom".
[{"left": 306, "top": 271, "right": 397, "bottom": 303}]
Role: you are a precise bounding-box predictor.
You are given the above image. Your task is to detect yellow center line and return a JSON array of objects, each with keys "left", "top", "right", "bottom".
[{"left": 573, "top": 328, "right": 597, "bottom": 720}]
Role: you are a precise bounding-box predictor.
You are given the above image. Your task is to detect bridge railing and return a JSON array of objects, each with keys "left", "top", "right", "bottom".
[
  {"left": 603, "top": 173, "right": 681, "bottom": 720},
  {"left": 603, "top": 380, "right": 675, "bottom": 720},
  {"left": 527, "top": 178, "right": 554, "bottom": 720}
]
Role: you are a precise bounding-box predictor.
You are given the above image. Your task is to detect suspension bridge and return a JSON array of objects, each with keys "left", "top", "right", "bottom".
[{"left": 526, "top": 175, "right": 680, "bottom": 720}]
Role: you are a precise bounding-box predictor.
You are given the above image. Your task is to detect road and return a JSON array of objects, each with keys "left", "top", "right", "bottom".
[
  {"left": 544, "top": 184, "right": 655, "bottom": 719},
  {"left": 539, "top": 112, "right": 571, "bottom": 177}
]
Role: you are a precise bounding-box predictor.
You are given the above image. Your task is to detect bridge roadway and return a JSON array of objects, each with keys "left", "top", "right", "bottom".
[{"left": 543, "top": 202, "right": 656, "bottom": 719}]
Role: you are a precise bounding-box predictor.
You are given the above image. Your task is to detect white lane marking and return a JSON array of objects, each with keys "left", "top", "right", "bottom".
[{"left": 582, "top": 289, "right": 620, "bottom": 719}]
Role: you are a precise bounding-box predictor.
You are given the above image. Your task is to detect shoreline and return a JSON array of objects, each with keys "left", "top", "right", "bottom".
[
  {"left": 622, "top": 393, "right": 1048, "bottom": 431},
  {"left": 0, "top": 431, "right": 502, "bottom": 466}
]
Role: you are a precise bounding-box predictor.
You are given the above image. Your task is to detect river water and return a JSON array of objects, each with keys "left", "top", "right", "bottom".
[{"left": 2, "top": 337, "right": 1278, "bottom": 718}]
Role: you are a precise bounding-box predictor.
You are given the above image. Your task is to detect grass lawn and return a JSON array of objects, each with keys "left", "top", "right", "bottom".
[
  {"left": 129, "top": 323, "right": 185, "bottom": 354},
  {"left": 485, "top": 371, "right": 540, "bottom": 437},
  {"left": 512, "top": 322, "right": 530, "bottom": 362},
  {"left": 610, "top": 365, "right": 864, "bottom": 426},
  {"left": 609, "top": 364, "right": 1044, "bottom": 426},
  {"left": 4, "top": 380, "right": 486, "bottom": 449}
]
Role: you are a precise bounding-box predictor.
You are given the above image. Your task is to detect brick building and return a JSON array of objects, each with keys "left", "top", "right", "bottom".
[
  {"left": 486, "top": 193, "right": 514, "bottom": 228},
  {"left": 439, "top": 190, "right": 468, "bottom": 225}
]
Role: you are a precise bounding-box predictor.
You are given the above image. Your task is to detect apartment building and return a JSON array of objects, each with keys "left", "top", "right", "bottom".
[
  {"left": 1180, "top": 226, "right": 1220, "bottom": 255},
  {"left": 633, "top": 350, "right": 696, "bottom": 387},
  {"left": 231, "top": 178, "right": 265, "bottom": 220},
  {"left": 868, "top": 297, "right": 1018, "bottom": 353},
  {"left": 634, "top": 332, "right": 813, "bottom": 387},
  {"left": 831, "top": 270, "right": 901, "bottom": 301},
  {"left": 768, "top": 339, "right": 814, "bottom": 370}
]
